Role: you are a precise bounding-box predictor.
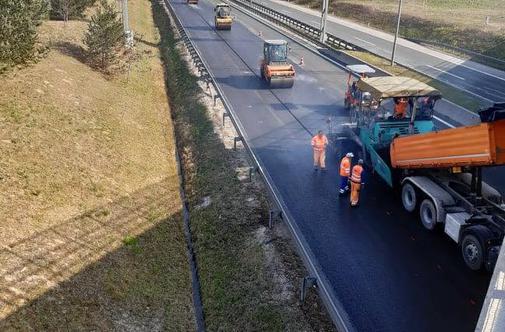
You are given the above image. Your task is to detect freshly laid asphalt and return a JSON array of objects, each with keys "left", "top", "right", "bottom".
[
  {"left": 256, "top": 0, "right": 505, "bottom": 104},
  {"left": 168, "top": 0, "right": 501, "bottom": 330}
]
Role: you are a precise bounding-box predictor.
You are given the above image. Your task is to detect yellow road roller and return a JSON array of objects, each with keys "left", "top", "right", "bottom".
[
  {"left": 260, "top": 40, "right": 295, "bottom": 88},
  {"left": 214, "top": 3, "right": 232, "bottom": 30}
]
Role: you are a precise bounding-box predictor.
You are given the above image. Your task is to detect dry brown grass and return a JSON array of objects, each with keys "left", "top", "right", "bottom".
[{"left": 0, "top": 0, "right": 195, "bottom": 329}]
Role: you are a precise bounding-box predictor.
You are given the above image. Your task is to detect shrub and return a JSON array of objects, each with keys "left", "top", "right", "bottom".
[
  {"left": 0, "top": 0, "right": 48, "bottom": 69},
  {"left": 83, "top": 0, "right": 124, "bottom": 70}
]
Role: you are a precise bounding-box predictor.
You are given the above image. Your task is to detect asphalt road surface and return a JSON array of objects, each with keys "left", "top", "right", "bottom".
[
  {"left": 256, "top": 0, "right": 505, "bottom": 104},
  {"left": 168, "top": 0, "right": 502, "bottom": 330}
]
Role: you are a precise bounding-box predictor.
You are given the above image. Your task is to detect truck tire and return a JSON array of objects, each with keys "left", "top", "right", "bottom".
[
  {"left": 419, "top": 198, "right": 437, "bottom": 231},
  {"left": 461, "top": 233, "right": 484, "bottom": 271},
  {"left": 401, "top": 182, "right": 417, "bottom": 212}
]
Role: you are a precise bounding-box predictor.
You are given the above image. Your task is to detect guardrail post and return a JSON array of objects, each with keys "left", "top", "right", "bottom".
[
  {"left": 222, "top": 112, "right": 229, "bottom": 126},
  {"left": 233, "top": 136, "right": 243, "bottom": 150},
  {"left": 300, "top": 276, "right": 317, "bottom": 303},
  {"left": 248, "top": 166, "right": 256, "bottom": 182}
]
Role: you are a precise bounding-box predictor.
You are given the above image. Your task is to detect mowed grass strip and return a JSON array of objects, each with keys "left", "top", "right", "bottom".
[{"left": 0, "top": 0, "right": 195, "bottom": 330}]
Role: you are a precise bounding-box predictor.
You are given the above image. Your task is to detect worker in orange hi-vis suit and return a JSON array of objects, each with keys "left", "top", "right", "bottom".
[
  {"left": 311, "top": 130, "right": 329, "bottom": 171},
  {"left": 339, "top": 152, "right": 353, "bottom": 194},
  {"left": 350, "top": 159, "right": 365, "bottom": 207}
]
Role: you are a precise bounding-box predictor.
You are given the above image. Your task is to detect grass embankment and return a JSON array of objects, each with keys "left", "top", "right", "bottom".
[
  {"left": 152, "top": 0, "right": 335, "bottom": 330},
  {"left": 289, "top": 0, "right": 505, "bottom": 68},
  {"left": 347, "top": 50, "right": 482, "bottom": 111},
  {"left": 0, "top": 0, "right": 195, "bottom": 330}
]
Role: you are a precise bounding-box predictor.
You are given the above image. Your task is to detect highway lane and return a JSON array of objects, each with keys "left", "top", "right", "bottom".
[
  {"left": 255, "top": 0, "right": 505, "bottom": 103},
  {"left": 169, "top": 1, "right": 492, "bottom": 330}
]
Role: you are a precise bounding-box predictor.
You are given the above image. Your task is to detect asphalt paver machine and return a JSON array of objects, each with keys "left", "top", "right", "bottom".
[
  {"left": 347, "top": 76, "right": 505, "bottom": 271},
  {"left": 260, "top": 40, "right": 295, "bottom": 89}
]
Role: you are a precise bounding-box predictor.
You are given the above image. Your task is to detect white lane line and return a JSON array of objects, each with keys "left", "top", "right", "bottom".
[
  {"left": 354, "top": 36, "right": 376, "bottom": 46},
  {"left": 434, "top": 115, "right": 456, "bottom": 128},
  {"left": 426, "top": 65, "right": 465, "bottom": 81}
]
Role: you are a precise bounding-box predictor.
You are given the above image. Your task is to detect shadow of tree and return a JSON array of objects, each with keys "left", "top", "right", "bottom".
[
  {"left": 52, "top": 41, "right": 88, "bottom": 65},
  {"left": 0, "top": 177, "right": 195, "bottom": 331}
]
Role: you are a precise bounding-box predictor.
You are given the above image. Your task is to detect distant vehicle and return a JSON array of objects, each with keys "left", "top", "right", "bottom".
[
  {"left": 187, "top": 0, "right": 198, "bottom": 5},
  {"left": 260, "top": 40, "right": 295, "bottom": 89},
  {"left": 214, "top": 3, "right": 232, "bottom": 30},
  {"left": 344, "top": 64, "right": 375, "bottom": 110},
  {"left": 347, "top": 76, "right": 505, "bottom": 272}
]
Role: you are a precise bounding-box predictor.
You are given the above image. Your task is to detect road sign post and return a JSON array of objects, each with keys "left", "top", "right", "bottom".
[
  {"left": 319, "top": 0, "right": 329, "bottom": 43},
  {"left": 391, "top": 0, "right": 403, "bottom": 66}
]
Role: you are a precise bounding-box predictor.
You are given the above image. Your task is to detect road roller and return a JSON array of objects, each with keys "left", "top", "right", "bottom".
[
  {"left": 260, "top": 40, "right": 295, "bottom": 89},
  {"left": 214, "top": 3, "right": 232, "bottom": 30}
]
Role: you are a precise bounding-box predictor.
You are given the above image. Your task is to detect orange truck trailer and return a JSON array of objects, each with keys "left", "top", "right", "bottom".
[{"left": 389, "top": 104, "right": 505, "bottom": 271}]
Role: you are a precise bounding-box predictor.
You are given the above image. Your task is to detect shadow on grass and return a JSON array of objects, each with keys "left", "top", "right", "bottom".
[
  {"left": 0, "top": 177, "right": 195, "bottom": 331},
  {"left": 52, "top": 41, "right": 88, "bottom": 64}
]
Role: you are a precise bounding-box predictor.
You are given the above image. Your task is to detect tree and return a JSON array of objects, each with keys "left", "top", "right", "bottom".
[
  {"left": 0, "top": 0, "right": 48, "bottom": 68},
  {"left": 50, "top": 0, "right": 96, "bottom": 22},
  {"left": 83, "top": 0, "right": 124, "bottom": 70}
]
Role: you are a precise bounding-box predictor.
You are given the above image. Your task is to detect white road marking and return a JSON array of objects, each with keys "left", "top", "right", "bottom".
[
  {"left": 434, "top": 115, "right": 456, "bottom": 128},
  {"left": 354, "top": 36, "right": 376, "bottom": 46},
  {"left": 426, "top": 65, "right": 465, "bottom": 81}
]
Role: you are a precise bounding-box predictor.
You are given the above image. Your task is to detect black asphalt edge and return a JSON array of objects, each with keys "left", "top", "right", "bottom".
[
  {"left": 159, "top": 1, "right": 206, "bottom": 331},
  {"left": 165, "top": 0, "right": 354, "bottom": 331}
]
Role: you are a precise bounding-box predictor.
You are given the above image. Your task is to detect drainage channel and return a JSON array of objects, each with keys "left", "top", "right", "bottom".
[{"left": 160, "top": 1, "right": 206, "bottom": 331}]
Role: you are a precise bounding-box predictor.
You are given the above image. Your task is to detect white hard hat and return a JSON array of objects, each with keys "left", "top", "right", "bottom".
[{"left": 346, "top": 152, "right": 354, "bottom": 158}]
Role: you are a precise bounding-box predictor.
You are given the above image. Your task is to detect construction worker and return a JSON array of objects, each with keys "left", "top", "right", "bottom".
[
  {"left": 339, "top": 152, "right": 353, "bottom": 194},
  {"left": 311, "top": 130, "right": 328, "bottom": 171},
  {"left": 393, "top": 97, "right": 408, "bottom": 119},
  {"left": 350, "top": 159, "right": 365, "bottom": 207}
]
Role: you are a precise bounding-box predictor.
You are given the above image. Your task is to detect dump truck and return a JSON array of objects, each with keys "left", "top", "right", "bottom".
[
  {"left": 347, "top": 76, "right": 505, "bottom": 271},
  {"left": 214, "top": 3, "right": 232, "bottom": 30},
  {"left": 260, "top": 40, "right": 295, "bottom": 88}
]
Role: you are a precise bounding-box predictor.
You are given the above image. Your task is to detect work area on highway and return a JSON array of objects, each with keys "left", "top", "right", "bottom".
[
  {"left": 168, "top": 0, "right": 505, "bottom": 330},
  {"left": 2, "top": 0, "right": 504, "bottom": 331}
]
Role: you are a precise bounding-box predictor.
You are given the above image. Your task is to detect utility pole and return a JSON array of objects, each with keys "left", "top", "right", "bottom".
[
  {"left": 121, "top": 0, "right": 134, "bottom": 48},
  {"left": 390, "top": 0, "right": 403, "bottom": 66},
  {"left": 319, "top": 0, "right": 329, "bottom": 43}
]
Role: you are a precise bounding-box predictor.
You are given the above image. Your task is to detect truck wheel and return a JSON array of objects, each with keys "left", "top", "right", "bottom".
[
  {"left": 461, "top": 234, "right": 484, "bottom": 271},
  {"left": 401, "top": 182, "right": 417, "bottom": 212},
  {"left": 419, "top": 198, "right": 437, "bottom": 231}
]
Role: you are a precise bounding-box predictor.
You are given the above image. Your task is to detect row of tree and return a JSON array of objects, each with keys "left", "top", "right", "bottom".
[{"left": 0, "top": 0, "right": 124, "bottom": 71}]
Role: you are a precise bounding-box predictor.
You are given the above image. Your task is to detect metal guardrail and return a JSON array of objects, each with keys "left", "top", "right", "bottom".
[
  {"left": 162, "top": 1, "right": 353, "bottom": 331},
  {"left": 229, "top": 0, "right": 358, "bottom": 51}
]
